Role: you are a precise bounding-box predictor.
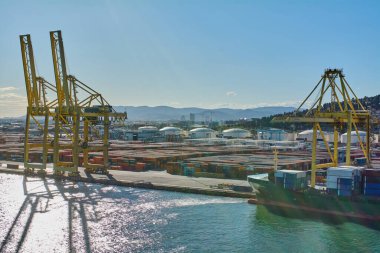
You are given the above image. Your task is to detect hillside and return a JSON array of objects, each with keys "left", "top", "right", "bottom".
[
  {"left": 113, "top": 106, "right": 296, "bottom": 121},
  {"left": 247, "top": 94, "right": 380, "bottom": 131}
]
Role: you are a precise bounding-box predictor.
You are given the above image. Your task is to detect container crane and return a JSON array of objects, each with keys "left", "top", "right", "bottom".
[
  {"left": 49, "top": 30, "right": 126, "bottom": 175},
  {"left": 272, "top": 69, "right": 370, "bottom": 187},
  {"left": 20, "top": 34, "right": 57, "bottom": 175},
  {"left": 50, "top": 30, "right": 81, "bottom": 176}
]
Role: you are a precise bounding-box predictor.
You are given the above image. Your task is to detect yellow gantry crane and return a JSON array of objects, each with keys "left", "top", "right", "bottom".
[
  {"left": 20, "top": 30, "right": 126, "bottom": 177},
  {"left": 49, "top": 30, "right": 126, "bottom": 176},
  {"left": 20, "top": 34, "right": 58, "bottom": 175},
  {"left": 50, "top": 30, "right": 81, "bottom": 176},
  {"left": 273, "top": 69, "right": 371, "bottom": 187}
]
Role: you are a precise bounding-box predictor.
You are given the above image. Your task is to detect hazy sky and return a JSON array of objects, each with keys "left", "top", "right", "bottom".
[{"left": 0, "top": 0, "right": 379, "bottom": 117}]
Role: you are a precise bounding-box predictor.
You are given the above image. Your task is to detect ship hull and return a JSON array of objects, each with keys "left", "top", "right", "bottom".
[{"left": 248, "top": 174, "right": 380, "bottom": 220}]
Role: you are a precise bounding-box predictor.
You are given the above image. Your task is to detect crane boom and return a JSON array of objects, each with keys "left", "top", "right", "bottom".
[
  {"left": 50, "top": 30, "right": 71, "bottom": 110},
  {"left": 20, "top": 34, "right": 40, "bottom": 110},
  {"left": 20, "top": 34, "right": 55, "bottom": 174}
]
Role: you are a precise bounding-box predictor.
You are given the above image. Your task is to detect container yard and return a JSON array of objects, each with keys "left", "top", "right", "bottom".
[
  {"left": 2, "top": 125, "right": 380, "bottom": 201},
  {"left": 0, "top": 128, "right": 330, "bottom": 198}
]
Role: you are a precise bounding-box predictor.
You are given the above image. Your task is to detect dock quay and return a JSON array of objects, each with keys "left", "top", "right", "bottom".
[{"left": 0, "top": 161, "right": 255, "bottom": 198}]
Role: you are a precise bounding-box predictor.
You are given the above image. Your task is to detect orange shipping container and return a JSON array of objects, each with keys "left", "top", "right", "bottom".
[{"left": 136, "top": 162, "right": 146, "bottom": 171}]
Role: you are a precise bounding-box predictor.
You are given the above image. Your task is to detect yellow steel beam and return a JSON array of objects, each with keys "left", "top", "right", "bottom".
[
  {"left": 273, "top": 69, "right": 371, "bottom": 188},
  {"left": 311, "top": 123, "right": 317, "bottom": 187},
  {"left": 346, "top": 113, "right": 352, "bottom": 166},
  {"left": 272, "top": 116, "right": 363, "bottom": 124},
  {"left": 352, "top": 122, "right": 369, "bottom": 160},
  {"left": 316, "top": 123, "right": 334, "bottom": 162},
  {"left": 316, "top": 163, "right": 336, "bottom": 169}
]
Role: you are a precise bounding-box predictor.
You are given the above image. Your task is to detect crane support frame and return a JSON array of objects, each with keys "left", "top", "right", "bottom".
[
  {"left": 49, "top": 30, "right": 126, "bottom": 176},
  {"left": 20, "top": 34, "right": 57, "bottom": 174},
  {"left": 272, "top": 69, "right": 371, "bottom": 187},
  {"left": 20, "top": 30, "right": 127, "bottom": 176}
]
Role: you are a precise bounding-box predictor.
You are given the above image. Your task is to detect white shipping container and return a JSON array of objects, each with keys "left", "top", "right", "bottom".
[
  {"left": 327, "top": 167, "right": 361, "bottom": 176},
  {"left": 276, "top": 170, "right": 306, "bottom": 178},
  {"left": 275, "top": 171, "right": 284, "bottom": 177},
  {"left": 327, "top": 171, "right": 355, "bottom": 177},
  {"left": 326, "top": 175, "right": 338, "bottom": 181},
  {"left": 326, "top": 182, "right": 338, "bottom": 189},
  {"left": 327, "top": 168, "right": 355, "bottom": 173},
  {"left": 339, "top": 166, "right": 364, "bottom": 170}
]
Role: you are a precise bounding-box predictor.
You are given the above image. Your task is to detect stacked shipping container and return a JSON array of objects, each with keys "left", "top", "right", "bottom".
[
  {"left": 363, "top": 169, "right": 380, "bottom": 197},
  {"left": 274, "top": 170, "right": 307, "bottom": 190},
  {"left": 326, "top": 167, "right": 362, "bottom": 197}
]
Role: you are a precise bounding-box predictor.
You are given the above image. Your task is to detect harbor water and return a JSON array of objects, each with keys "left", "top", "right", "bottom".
[{"left": 0, "top": 174, "right": 380, "bottom": 253}]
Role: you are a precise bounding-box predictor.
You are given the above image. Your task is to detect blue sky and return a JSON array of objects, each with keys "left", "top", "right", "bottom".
[{"left": 0, "top": 0, "right": 379, "bottom": 117}]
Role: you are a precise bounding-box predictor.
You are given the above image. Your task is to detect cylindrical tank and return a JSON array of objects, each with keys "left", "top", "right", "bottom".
[
  {"left": 189, "top": 128, "right": 217, "bottom": 139},
  {"left": 159, "top": 126, "right": 182, "bottom": 136},
  {"left": 222, "top": 128, "right": 251, "bottom": 139},
  {"left": 341, "top": 131, "right": 367, "bottom": 144},
  {"left": 138, "top": 126, "right": 159, "bottom": 141}
]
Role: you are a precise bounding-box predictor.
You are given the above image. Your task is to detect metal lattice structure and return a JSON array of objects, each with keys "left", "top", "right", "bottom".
[
  {"left": 20, "top": 34, "right": 57, "bottom": 175},
  {"left": 273, "top": 69, "right": 371, "bottom": 187},
  {"left": 20, "top": 31, "right": 126, "bottom": 176},
  {"left": 49, "top": 30, "right": 126, "bottom": 176}
]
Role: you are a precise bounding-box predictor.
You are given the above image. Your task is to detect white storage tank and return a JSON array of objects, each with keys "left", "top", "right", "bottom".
[
  {"left": 138, "top": 126, "right": 159, "bottom": 141},
  {"left": 159, "top": 126, "right": 183, "bottom": 141},
  {"left": 222, "top": 128, "right": 251, "bottom": 139},
  {"left": 189, "top": 128, "right": 217, "bottom": 139},
  {"left": 297, "top": 129, "right": 334, "bottom": 142},
  {"left": 159, "top": 126, "right": 182, "bottom": 136},
  {"left": 341, "top": 131, "right": 367, "bottom": 144}
]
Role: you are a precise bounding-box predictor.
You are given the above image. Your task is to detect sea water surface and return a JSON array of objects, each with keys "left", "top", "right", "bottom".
[{"left": 0, "top": 174, "right": 380, "bottom": 253}]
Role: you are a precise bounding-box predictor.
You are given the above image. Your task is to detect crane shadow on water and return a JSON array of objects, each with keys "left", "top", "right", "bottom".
[
  {"left": 0, "top": 176, "right": 53, "bottom": 252},
  {"left": 0, "top": 175, "right": 143, "bottom": 253},
  {"left": 55, "top": 177, "right": 142, "bottom": 252}
]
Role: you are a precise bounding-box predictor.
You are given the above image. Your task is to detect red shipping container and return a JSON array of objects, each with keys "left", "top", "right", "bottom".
[{"left": 364, "top": 169, "right": 380, "bottom": 177}]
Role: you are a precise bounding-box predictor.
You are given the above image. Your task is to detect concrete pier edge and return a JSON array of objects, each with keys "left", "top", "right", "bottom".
[{"left": 0, "top": 167, "right": 256, "bottom": 199}]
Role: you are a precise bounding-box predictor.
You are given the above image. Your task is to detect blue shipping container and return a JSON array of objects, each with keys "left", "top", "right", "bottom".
[
  {"left": 338, "top": 184, "right": 352, "bottom": 191},
  {"left": 364, "top": 189, "right": 380, "bottom": 196},
  {"left": 355, "top": 157, "right": 367, "bottom": 166},
  {"left": 364, "top": 183, "right": 380, "bottom": 190}
]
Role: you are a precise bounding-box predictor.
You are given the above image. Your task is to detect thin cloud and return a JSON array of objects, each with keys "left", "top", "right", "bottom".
[
  {"left": 0, "top": 86, "right": 18, "bottom": 92},
  {"left": 0, "top": 89, "right": 27, "bottom": 118},
  {"left": 169, "top": 101, "right": 181, "bottom": 107},
  {"left": 226, "top": 91, "right": 237, "bottom": 97}
]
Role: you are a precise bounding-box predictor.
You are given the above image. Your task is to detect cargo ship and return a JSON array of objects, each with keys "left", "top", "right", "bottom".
[{"left": 247, "top": 167, "right": 380, "bottom": 220}]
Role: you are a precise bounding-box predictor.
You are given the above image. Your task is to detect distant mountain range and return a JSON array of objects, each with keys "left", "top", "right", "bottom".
[{"left": 113, "top": 106, "right": 296, "bottom": 121}]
